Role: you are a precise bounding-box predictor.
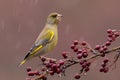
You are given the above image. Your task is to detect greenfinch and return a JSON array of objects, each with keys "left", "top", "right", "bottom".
[{"left": 20, "top": 12, "right": 62, "bottom": 66}]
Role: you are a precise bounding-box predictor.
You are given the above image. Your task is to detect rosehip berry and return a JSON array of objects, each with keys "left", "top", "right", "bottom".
[
  {"left": 81, "top": 63, "right": 86, "bottom": 68},
  {"left": 77, "top": 53, "right": 82, "bottom": 59},
  {"left": 62, "top": 52, "right": 68, "bottom": 59},
  {"left": 108, "top": 34, "right": 113, "bottom": 38},
  {"left": 26, "top": 67, "right": 32, "bottom": 72},
  {"left": 107, "top": 29, "right": 112, "bottom": 33},
  {"left": 49, "top": 71, "right": 54, "bottom": 75},
  {"left": 99, "top": 68, "right": 104, "bottom": 72},
  {"left": 103, "top": 67, "right": 109, "bottom": 73},
  {"left": 103, "top": 58, "right": 109, "bottom": 63},
  {"left": 27, "top": 71, "right": 35, "bottom": 76},
  {"left": 114, "top": 32, "right": 119, "bottom": 37},
  {"left": 41, "top": 57, "right": 46, "bottom": 62},
  {"left": 103, "top": 46, "right": 107, "bottom": 51},
  {"left": 34, "top": 70, "right": 40, "bottom": 75},
  {"left": 56, "top": 64, "right": 60, "bottom": 68},
  {"left": 41, "top": 67, "right": 46, "bottom": 71},
  {"left": 101, "top": 63, "right": 106, "bottom": 67},
  {"left": 79, "top": 61, "right": 84, "bottom": 65},
  {"left": 95, "top": 45, "right": 101, "bottom": 50},
  {"left": 74, "top": 73, "right": 81, "bottom": 79},
  {"left": 74, "top": 47, "right": 78, "bottom": 52},
  {"left": 82, "top": 52, "right": 88, "bottom": 58},
  {"left": 105, "top": 41, "right": 111, "bottom": 46},
  {"left": 107, "top": 38, "right": 113, "bottom": 42},
  {"left": 77, "top": 49, "right": 82, "bottom": 54},
  {"left": 99, "top": 47, "right": 104, "bottom": 53},
  {"left": 51, "top": 64, "right": 57, "bottom": 69},
  {"left": 71, "top": 44, "right": 76, "bottom": 49},
  {"left": 81, "top": 41, "right": 87, "bottom": 46},
  {"left": 86, "top": 62, "right": 91, "bottom": 67},
  {"left": 59, "top": 60, "right": 64, "bottom": 65},
  {"left": 84, "top": 67, "right": 90, "bottom": 72},
  {"left": 82, "top": 49, "right": 87, "bottom": 53},
  {"left": 45, "top": 63, "right": 51, "bottom": 68},
  {"left": 56, "top": 68, "right": 62, "bottom": 74},
  {"left": 73, "top": 40, "right": 79, "bottom": 45}
]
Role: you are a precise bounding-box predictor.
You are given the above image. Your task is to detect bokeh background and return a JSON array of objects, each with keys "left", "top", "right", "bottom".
[{"left": 0, "top": 0, "right": 120, "bottom": 80}]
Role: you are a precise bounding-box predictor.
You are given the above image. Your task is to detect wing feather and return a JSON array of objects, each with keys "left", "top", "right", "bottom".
[{"left": 24, "top": 30, "right": 54, "bottom": 60}]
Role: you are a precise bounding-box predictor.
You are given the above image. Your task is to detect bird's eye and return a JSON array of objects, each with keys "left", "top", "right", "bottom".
[{"left": 51, "top": 14, "right": 57, "bottom": 18}]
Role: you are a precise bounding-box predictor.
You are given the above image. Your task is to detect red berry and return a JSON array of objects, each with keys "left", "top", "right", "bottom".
[
  {"left": 77, "top": 53, "right": 82, "bottom": 59},
  {"left": 26, "top": 67, "right": 32, "bottom": 72},
  {"left": 108, "top": 34, "right": 113, "bottom": 38},
  {"left": 51, "top": 64, "right": 57, "bottom": 69},
  {"left": 101, "top": 63, "right": 106, "bottom": 67},
  {"left": 82, "top": 52, "right": 88, "bottom": 58},
  {"left": 103, "top": 46, "right": 107, "bottom": 51},
  {"left": 81, "top": 41, "right": 87, "bottom": 46},
  {"left": 56, "top": 68, "right": 62, "bottom": 74},
  {"left": 45, "top": 63, "right": 52, "bottom": 68},
  {"left": 103, "top": 67, "right": 109, "bottom": 73},
  {"left": 62, "top": 52, "right": 68, "bottom": 58},
  {"left": 82, "top": 49, "right": 87, "bottom": 53},
  {"left": 74, "top": 73, "right": 81, "bottom": 79},
  {"left": 49, "top": 71, "right": 54, "bottom": 75},
  {"left": 99, "top": 47, "right": 104, "bottom": 53},
  {"left": 114, "top": 32, "right": 119, "bottom": 38},
  {"left": 41, "top": 57, "right": 46, "bottom": 62},
  {"left": 73, "top": 40, "right": 79, "bottom": 45},
  {"left": 27, "top": 71, "right": 35, "bottom": 76},
  {"left": 34, "top": 70, "right": 40, "bottom": 75},
  {"left": 59, "top": 60, "right": 64, "bottom": 65},
  {"left": 95, "top": 45, "right": 101, "bottom": 50},
  {"left": 107, "top": 38, "right": 113, "bottom": 42},
  {"left": 79, "top": 61, "right": 84, "bottom": 65},
  {"left": 74, "top": 47, "right": 78, "bottom": 52},
  {"left": 81, "top": 63, "right": 86, "bottom": 68},
  {"left": 103, "top": 58, "right": 109, "bottom": 63},
  {"left": 77, "top": 49, "right": 82, "bottom": 54},
  {"left": 41, "top": 67, "right": 46, "bottom": 71},
  {"left": 84, "top": 67, "right": 90, "bottom": 72},
  {"left": 71, "top": 44, "right": 76, "bottom": 49},
  {"left": 86, "top": 62, "right": 91, "bottom": 67},
  {"left": 107, "top": 29, "right": 112, "bottom": 33},
  {"left": 105, "top": 41, "right": 111, "bottom": 46},
  {"left": 56, "top": 64, "right": 60, "bottom": 68},
  {"left": 99, "top": 68, "right": 104, "bottom": 72}
]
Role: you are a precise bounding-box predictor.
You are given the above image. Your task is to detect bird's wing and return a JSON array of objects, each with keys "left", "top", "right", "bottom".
[{"left": 24, "top": 30, "right": 54, "bottom": 60}]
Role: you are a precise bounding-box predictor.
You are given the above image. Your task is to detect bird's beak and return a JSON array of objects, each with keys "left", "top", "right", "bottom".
[{"left": 57, "top": 14, "right": 62, "bottom": 21}]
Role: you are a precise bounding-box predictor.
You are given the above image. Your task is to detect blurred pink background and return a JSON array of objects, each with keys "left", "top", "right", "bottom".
[{"left": 0, "top": 0, "right": 120, "bottom": 80}]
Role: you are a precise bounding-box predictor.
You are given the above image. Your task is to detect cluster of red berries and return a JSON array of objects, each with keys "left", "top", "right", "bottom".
[
  {"left": 95, "top": 29, "right": 120, "bottom": 56},
  {"left": 25, "top": 29, "right": 120, "bottom": 80},
  {"left": 73, "top": 60, "right": 91, "bottom": 79},
  {"left": 26, "top": 67, "right": 43, "bottom": 80},
  {"left": 43, "top": 59, "right": 64, "bottom": 75},
  {"left": 99, "top": 58, "right": 109, "bottom": 73},
  {"left": 71, "top": 40, "right": 89, "bottom": 59}
]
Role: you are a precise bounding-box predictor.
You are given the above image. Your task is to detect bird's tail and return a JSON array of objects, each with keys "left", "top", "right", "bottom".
[{"left": 19, "top": 59, "right": 26, "bottom": 66}]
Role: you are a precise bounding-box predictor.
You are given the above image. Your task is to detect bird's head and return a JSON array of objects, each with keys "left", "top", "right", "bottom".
[{"left": 47, "top": 12, "right": 62, "bottom": 25}]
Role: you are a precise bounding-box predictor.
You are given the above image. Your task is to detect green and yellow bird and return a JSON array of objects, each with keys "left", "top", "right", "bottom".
[{"left": 20, "top": 12, "right": 62, "bottom": 66}]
